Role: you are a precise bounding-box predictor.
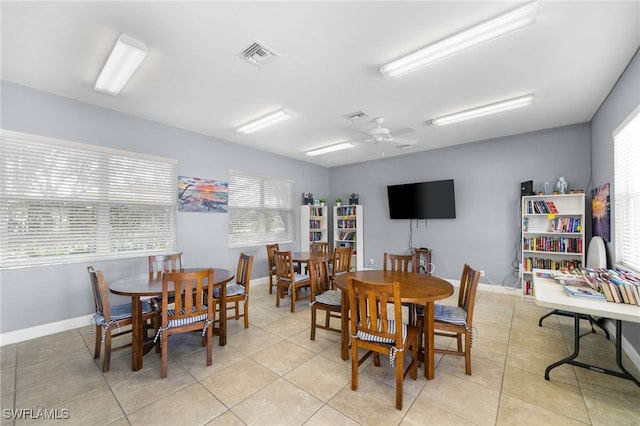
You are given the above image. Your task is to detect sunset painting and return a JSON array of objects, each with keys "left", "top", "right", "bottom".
[{"left": 178, "top": 176, "right": 228, "bottom": 213}]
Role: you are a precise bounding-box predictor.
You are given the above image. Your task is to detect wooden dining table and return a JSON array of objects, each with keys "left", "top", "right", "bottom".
[
  {"left": 334, "top": 270, "right": 454, "bottom": 380},
  {"left": 109, "top": 268, "right": 234, "bottom": 371}
]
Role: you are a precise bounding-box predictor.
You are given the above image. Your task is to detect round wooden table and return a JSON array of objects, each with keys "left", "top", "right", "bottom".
[
  {"left": 110, "top": 268, "right": 234, "bottom": 371},
  {"left": 334, "top": 270, "right": 454, "bottom": 380}
]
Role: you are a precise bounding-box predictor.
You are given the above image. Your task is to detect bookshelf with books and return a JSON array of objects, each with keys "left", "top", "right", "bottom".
[
  {"left": 333, "top": 204, "right": 363, "bottom": 270},
  {"left": 521, "top": 193, "right": 585, "bottom": 299},
  {"left": 300, "top": 205, "right": 328, "bottom": 252}
]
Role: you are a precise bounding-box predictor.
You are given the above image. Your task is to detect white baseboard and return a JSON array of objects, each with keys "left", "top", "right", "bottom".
[{"left": 0, "top": 314, "right": 93, "bottom": 346}]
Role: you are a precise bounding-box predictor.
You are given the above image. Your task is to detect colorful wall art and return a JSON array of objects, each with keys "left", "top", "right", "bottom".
[
  {"left": 178, "top": 176, "right": 228, "bottom": 213},
  {"left": 591, "top": 182, "right": 610, "bottom": 241}
]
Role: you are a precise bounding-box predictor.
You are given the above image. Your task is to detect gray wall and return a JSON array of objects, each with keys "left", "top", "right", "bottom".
[
  {"left": 329, "top": 124, "right": 591, "bottom": 282},
  {"left": 590, "top": 48, "right": 640, "bottom": 351},
  {"left": 0, "top": 81, "right": 330, "bottom": 332}
]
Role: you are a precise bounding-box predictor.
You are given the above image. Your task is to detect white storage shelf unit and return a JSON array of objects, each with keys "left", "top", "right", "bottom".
[
  {"left": 300, "top": 205, "right": 328, "bottom": 252},
  {"left": 521, "top": 193, "right": 585, "bottom": 299},
  {"left": 333, "top": 204, "right": 363, "bottom": 270}
]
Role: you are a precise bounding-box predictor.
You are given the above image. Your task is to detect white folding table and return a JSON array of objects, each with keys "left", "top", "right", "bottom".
[{"left": 533, "top": 270, "right": 640, "bottom": 386}]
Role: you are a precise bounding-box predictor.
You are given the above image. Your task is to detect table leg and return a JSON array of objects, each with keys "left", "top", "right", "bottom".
[
  {"left": 131, "top": 295, "right": 144, "bottom": 371},
  {"left": 424, "top": 301, "right": 435, "bottom": 379},
  {"left": 341, "top": 290, "right": 349, "bottom": 360},
  {"left": 545, "top": 315, "right": 640, "bottom": 387}
]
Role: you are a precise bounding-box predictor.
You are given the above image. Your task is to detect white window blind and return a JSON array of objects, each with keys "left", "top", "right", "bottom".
[
  {"left": 0, "top": 130, "right": 178, "bottom": 267},
  {"left": 228, "top": 170, "right": 294, "bottom": 247},
  {"left": 613, "top": 105, "right": 640, "bottom": 272}
]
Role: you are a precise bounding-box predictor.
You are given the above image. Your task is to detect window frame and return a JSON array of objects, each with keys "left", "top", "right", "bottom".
[
  {"left": 227, "top": 169, "right": 294, "bottom": 248},
  {"left": 0, "top": 129, "right": 178, "bottom": 268},
  {"left": 612, "top": 104, "right": 640, "bottom": 272}
]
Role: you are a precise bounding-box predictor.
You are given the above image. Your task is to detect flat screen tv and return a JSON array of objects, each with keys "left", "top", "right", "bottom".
[{"left": 387, "top": 179, "right": 456, "bottom": 219}]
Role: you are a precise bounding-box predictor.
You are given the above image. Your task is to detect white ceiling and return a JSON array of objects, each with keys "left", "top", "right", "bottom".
[{"left": 2, "top": 1, "right": 639, "bottom": 167}]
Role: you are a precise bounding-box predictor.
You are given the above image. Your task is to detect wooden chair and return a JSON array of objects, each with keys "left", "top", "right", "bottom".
[
  {"left": 275, "top": 250, "right": 310, "bottom": 313},
  {"left": 155, "top": 268, "right": 215, "bottom": 379},
  {"left": 347, "top": 276, "right": 419, "bottom": 410},
  {"left": 310, "top": 241, "right": 329, "bottom": 255},
  {"left": 148, "top": 253, "right": 183, "bottom": 272},
  {"left": 87, "top": 266, "right": 158, "bottom": 372},
  {"left": 432, "top": 264, "right": 481, "bottom": 375},
  {"left": 330, "top": 246, "right": 352, "bottom": 286},
  {"left": 383, "top": 253, "right": 414, "bottom": 272},
  {"left": 219, "top": 253, "right": 253, "bottom": 328},
  {"left": 384, "top": 252, "right": 416, "bottom": 323},
  {"left": 309, "top": 256, "right": 342, "bottom": 340},
  {"left": 265, "top": 243, "right": 279, "bottom": 294}
]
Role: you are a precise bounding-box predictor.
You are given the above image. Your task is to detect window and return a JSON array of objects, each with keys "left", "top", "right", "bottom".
[
  {"left": 613, "top": 105, "right": 640, "bottom": 272},
  {"left": 0, "top": 130, "right": 177, "bottom": 268},
  {"left": 228, "top": 170, "right": 294, "bottom": 247}
]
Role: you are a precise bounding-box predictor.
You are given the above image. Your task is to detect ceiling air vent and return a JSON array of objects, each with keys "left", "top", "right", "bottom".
[
  {"left": 344, "top": 111, "right": 370, "bottom": 122},
  {"left": 239, "top": 41, "right": 277, "bottom": 67}
]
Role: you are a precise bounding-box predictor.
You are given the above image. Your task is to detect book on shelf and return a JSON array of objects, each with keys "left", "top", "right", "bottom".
[{"left": 562, "top": 284, "right": 606, "bottom": 300}]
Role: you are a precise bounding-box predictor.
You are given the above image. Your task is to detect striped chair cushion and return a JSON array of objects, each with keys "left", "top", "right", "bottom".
[
  {"left": 356, "top": 319, "right": 407, "bottom": 345},
  {"left": 314, "top": 289, "right": 341, "bottom": 306},
  {"left": 166, "top": 305, "right": 209, "bottom": 329},
  {"left": 213, "top": 283, "right": 246, "bottom": 298},
  {"left": 93, "top": 300, "right": 154, "bottom": 326},
  {"left": 280, "top": 273, "right": 309, "bottom": 283},
  {"left": 434, "top": 304, "right": 467, "bottom": 326}
]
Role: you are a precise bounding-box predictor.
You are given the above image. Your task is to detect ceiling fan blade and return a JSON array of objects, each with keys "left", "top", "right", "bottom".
[
  {"left": 387, "top": 137, "right": 418, "bottom": 147},
  {"left": 392, "top": 127, "right": 416, "bottom": 136}
]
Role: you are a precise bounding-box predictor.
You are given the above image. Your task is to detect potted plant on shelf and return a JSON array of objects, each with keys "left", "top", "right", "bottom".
[
  {"left": 335, "top": 198, "right": 342, "bottom": 206},
  {"left": 319, "top": 199, "right": 326, "bottom": 206}
]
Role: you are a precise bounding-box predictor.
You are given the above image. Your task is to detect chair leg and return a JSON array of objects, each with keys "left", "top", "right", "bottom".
[
  {"left": 276, "top": 284, "right": 281, "bottom": 308},
  {"left": 269, "top": 273, "right": 274, "bottom": 294},
  {"left": 93, "top": 325, "right": 102, "bottom": 360},
  {"left": 464, "top": 332, "right": 472, "bottom": 375},
  {"left": 161, "top": 335, "right": 168, "bottom": 379},
  {"left": 351, "top": 343, "right": 359, "bottom": 391},
  {"left": 411, "top": 340, "right": 418, "bottom": 380},
  {"left": 291, "top": 286, "right": 297, "bottom": 313},
  {"left": 243, "top": 299, "right": 249, "bottom": 329},
  {"left": 395, "top": 353, "right": 404, "bottom": 410},
  {"left": 102, "top": 330, "right": 111, "bottom": 372},
  {"left": 311, "top": 306, "right": 317, "bottom": 340},
  {"left": 206, "top": 327, "right": 213, "bottom": 367}
]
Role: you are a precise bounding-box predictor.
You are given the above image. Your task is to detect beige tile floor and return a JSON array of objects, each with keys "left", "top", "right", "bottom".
[{"left": 2, "top": 282, "right": 639, "bottom": 425}]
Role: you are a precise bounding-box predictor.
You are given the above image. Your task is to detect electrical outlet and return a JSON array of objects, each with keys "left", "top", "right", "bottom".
[
  {"left": 480, "top": 270, "right": 486, "bottom": 277},
  {"left": 369, "top": 258, "right": 374, "bottom": 266}
]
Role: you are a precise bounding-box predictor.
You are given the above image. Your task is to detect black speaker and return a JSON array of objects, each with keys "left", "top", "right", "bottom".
[
  {"left": 303, "top": 192, "right": 313, "bottom": 205},
  {"left": 349, "top": 193, "right": 359, "bottom": 205},
  {"left": 520, "top": 180, "right": 533, "bottom": 196}
]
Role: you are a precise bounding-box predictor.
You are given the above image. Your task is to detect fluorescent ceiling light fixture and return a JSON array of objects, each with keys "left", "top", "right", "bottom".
[
  {"left": 94, "top": 34, "right": 148, "bottom": 96},
  {"left": 235, "top": 109, "right": 293, "bottom": 134},
  {"left": 305, "top": 142, "right": 354, "bottom": 156},
  {"left": 431, "top": 94, "right": 535, "bottom": 126},
  {"left": 380, "top": 1, "right": 537, "bottom": 79}
]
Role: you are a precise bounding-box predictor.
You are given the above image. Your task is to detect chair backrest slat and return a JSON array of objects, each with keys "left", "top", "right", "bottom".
[
  {"left": 87, "top": 266, "right": 109, "bottom": 320},
  {"left": 309, "top": 257, "right": 330, "bottom": 299},
  {"left": 383, "top": 253, "right": 414, "bottom": 272},
  {"left": 236, "top": 253, "right": 254, "bottom": 289},
  {"left": 162, "top": 269, "right": 213, "bottom": 321},
  {"left": 274, "top": 250, "right": 295, "bottom": 280},
  {"left": 149, "top": 253, "right": 183, "bottom": 273},
  {"left": 348, "top": 277, "right": 403, "bottom": 345}
]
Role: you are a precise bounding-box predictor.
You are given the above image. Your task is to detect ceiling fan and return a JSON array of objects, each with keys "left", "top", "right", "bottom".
[{"left": 354, "top": 117, "right": 418, "bottom": 151}]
